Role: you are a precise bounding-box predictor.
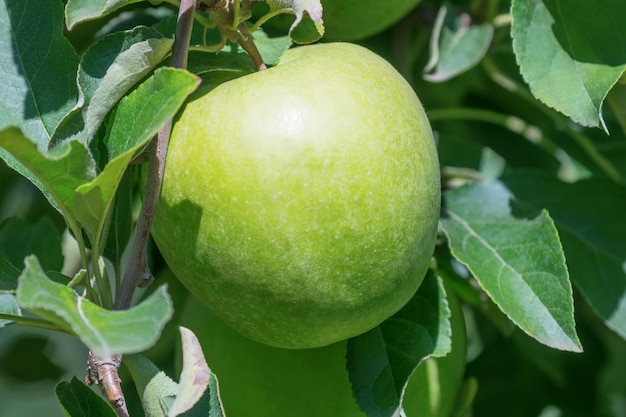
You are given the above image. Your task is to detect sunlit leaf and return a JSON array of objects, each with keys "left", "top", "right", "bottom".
[
  {"left": 440, "top": 180, "right": 582, "bottom": 352},
  {"left": 16, "top": 255, "right": 173, "bottom": 357},
  {"left": 65, "top": 0, "right": 143, "bottom": 29},
  {"left": 0, "top": 293, "right": 20, "bottom": 327},
  {"left": 168, "top": 327, "right": 222, "bottom": 417},
  {"left": 502, "top": 172, "right": 626, "bottom": 341},
  {"left": 52, "top": 26, "right": 174, "bottom": 147},
  {"left": 73, "top": 67, "right": 199, "bottom": 240},
  {"left": 125, "top": 328, "right": 224, "bottom": 417},
  {"left": 255, "top": 0, "right": 324, "bottom": 44},
  {"left": 0, "top": 0, "right": 80, "bottom": 182},
  {"left": 347, "top": 272, "right": 451, "bottom": 417},
  {"left": 124, "top": 353, "right": 178, "bottom": 417},
  {"left": 0, "top": 127, "right": 96, "bottom": 219},
  {"left": 511, "top": 0, "right": 626, "bottom": 129}
]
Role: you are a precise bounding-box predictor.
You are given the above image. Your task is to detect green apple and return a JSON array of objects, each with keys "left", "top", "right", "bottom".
[
  {"left": 321, "top": 0, "right": 424, "bottom": 41},
  {"left": 153, "top": 42, "right": 440, "bottom": 349},
  {"left": 176, "top": 283, "right": 466, "bottom": 417}
]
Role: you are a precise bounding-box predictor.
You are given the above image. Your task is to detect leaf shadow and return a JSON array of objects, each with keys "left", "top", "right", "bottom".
[{"left": 543, "top": 0, "right": 626, "bottom": 66}]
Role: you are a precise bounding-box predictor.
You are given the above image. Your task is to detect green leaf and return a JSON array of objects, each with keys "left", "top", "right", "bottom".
[
  {"left": 53, "top": 26, "right": 174, "bottom": 147},
  {"left": 125, "top": 327, "right": 224, "bottom": 417},
  {"left": 347, "top": 272, "right": 452, "bottom": 417},
  {"left": 104, "top": 68, "right": 199, "bottom": 160},
  {"left": 424, "top": 2, "right": 493, "bottom": 82},
  {"left": 0, "top": 216, "right": 63, "bottom": 273},
  {"left": 124, "top": 353, "right": 178, "bottom": 417},
  {"left": 0, "top": 0, "right": 79, "bottom": 147},
  {"left": 255, "top": 0, "right": 324, "bottom": 44},
  {"left": 502, "top": 172, "right": 626, "bottom": 341},
  {"left": 0, "top": 293, "right": 20, "bottom": 327},
  {"left": 607, "top": 81, "right": 626, "bottom": 136},
  {"left": 440, "top": 180, "right": 582, "bottom": 352},
  {"left": 511, "top": 0, "right": 626, "bottom": 129},
  {"left": 0, "top": 257, "right": 20, "bottom": 291},
  {"left": 65, "top": 0, "right": 143, "bottom": 30},
  {"left": 103, "top": 172, "right": 133, "bottom": 266},
  {"left": 0, "top": 127, "right": 96, "bottom": 219},
  {"left": 16, "top": 255, "right": 173, "bottom": 357},
  {"left": 55, "top": 376, "right": 117, "bottom": 417},
  {"left": 74, "top": 67, "right": 199, "bottom": 240},
  {"left": 168, "top": 327, "right": 210, "bottom": 415},
  {"left": 0, "top": 0, "right": 80, "bottom": 185}
]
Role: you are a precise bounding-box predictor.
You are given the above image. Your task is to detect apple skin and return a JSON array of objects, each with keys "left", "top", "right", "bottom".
[
  {"left": 153, "top": 42, "right": 440, "bottom": 349},
  {"left": 176, "top": 283, "right": 466, "bottom": 417},
  {"left": 321, "top": 0, "right": 423, "bottom": 41}
]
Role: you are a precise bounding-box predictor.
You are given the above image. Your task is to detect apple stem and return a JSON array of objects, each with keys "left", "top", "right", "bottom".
[
  {"left": 235, "top": 21, "right": 267, "bottom": 71},
  {"left": 87, "top": 1, "right": 196, "bottom": 415}
]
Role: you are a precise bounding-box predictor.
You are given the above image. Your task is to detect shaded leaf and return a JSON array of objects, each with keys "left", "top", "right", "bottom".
[
  {"left": 65, "top": 0, "right": 143, "bottom": 29},
  {"left": 74, "top": 67, "right": 199, "bottom": 240},
  {"left": 55, "top": 376, "right": 117, "bottom": 417},
  {"left": 502, "top": 172, "right": 626, "bottom": 340},
  {"left": 511, "top": 0, "right": 626, "bottom": 129},
  {"left": 52, "top": 26, "right": 174, "bottom": 147},
  {"left": 103, "top": 171, "right": 132, "bottom": 266},
  {"left": 440, "top": 180, "right": 582, "bottom": 352},
  {"left": 0, "top": 257, "right": 20, "bottom": 291},
  {"left": 424, "top": 2, "right": 493, "bottom": 82},
  {"left": 16, "top": 255, "right": 173, "bottom": 357},
  {"left": 0, "top": 127, "right": 96, "bottom": 219},
  {"left": 347, "top": 272, "right": 451, "bottom": 417},
  {"left": 0, "top": 216, "right": 63, "bottom": 273}
]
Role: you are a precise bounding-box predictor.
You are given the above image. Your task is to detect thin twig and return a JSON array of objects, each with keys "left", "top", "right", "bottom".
[
  {"left": 113, "top": 0, "right": 197, "bottom": 311},
  {"left": 85, "top": 353, "right": 127, "bottom": 417},
  {"left": 86, "top": 2, "right": 197, "bottom": 416}
]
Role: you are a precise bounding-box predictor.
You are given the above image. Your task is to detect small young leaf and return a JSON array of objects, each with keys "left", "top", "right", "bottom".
[
  {"left": 65, "top": 0, "right": 143, "bottom": 30},
  {"left": 0, "top": 293, "right": 20, "bottom": 327},
  {"left": 0, "top": 0, "right": 79, "bottom": 149},
  {"left": 424, "top": 2, "right": 493, "bottom": 82},
  {"left": 0, "top": 216, "right": 63, "bottom": 273},
  {"left": 125, "top": 327, "right": 224, "bottom": 417},
  {"left": 511, "top": 0, "right": 626, "bottom": 130},
  {"left": 16, "top": 255, "right": 173, "bottom": 357},
  {"left": 52, "top": 27, "right": 174, "bottom": 147},
  {"left": 440, "top": 180, "right": 582, "bottom": 352},
  {"left": 74, "top": 67, "right": 199, "bottom": 240},
  {"left": 124, "top": 353, "right": 179, "bottom": 417},
  {"left": 256, "top": 0, "right": 324, "bottom": 44},
  {"left": 55, "top": 376, "right": 117, "bottom": 417},
  {"left": 168, "top": 327, "right": 217, "bottom": 417},
  {"left": 347, "top": 272, "right": 452, "bottom": 417},
  {"left": 502, "top": 173, "right": 626, "bottom": 341},
  {"left": 0, "top": 127, "right": 96, "bottom": 219}
]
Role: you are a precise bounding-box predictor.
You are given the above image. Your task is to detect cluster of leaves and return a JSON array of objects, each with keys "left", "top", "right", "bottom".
[{"left": 0, "top": 0, "right": 625, "bottom": 416}]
